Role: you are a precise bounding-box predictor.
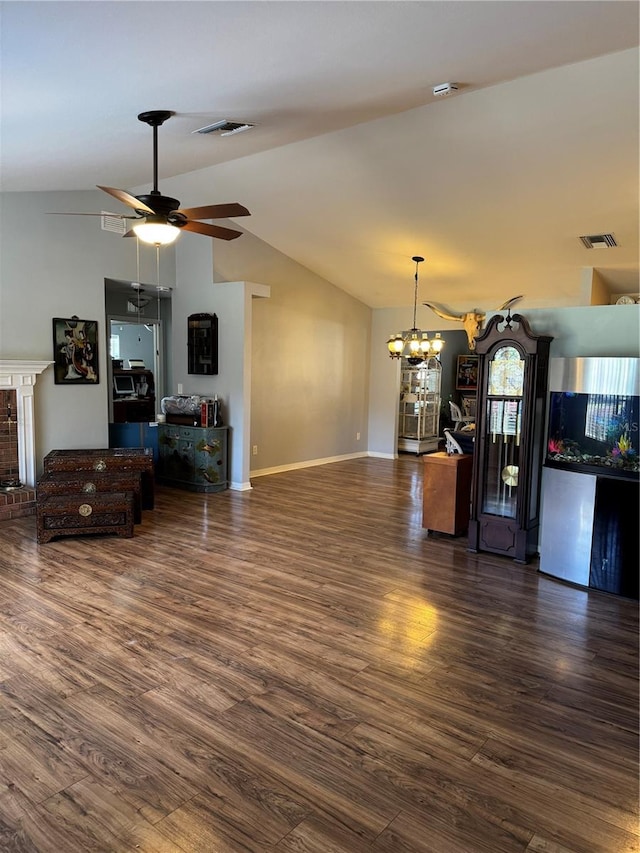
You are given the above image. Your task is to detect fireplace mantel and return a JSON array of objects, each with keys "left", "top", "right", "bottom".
[{"left": 0, "top": 360, "right": 52, "bottom": 487}]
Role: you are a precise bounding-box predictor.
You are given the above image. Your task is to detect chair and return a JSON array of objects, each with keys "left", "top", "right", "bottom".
[
  {"left": 449, "top": 400, "right": 474, "bottom": 431},
  {"left": 444, "top": 428, "right": 475, "bottom": 455}
]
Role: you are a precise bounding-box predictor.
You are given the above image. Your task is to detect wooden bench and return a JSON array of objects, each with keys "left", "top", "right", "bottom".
[
  {"left": 37, "top": 491, "right": 134, "bottom": 544},
  {"left": 37, "top": 471, "right": 143, "bottom": 524},
  {"left": 43, "top": 448, "right": 154, "bottom": 509}
]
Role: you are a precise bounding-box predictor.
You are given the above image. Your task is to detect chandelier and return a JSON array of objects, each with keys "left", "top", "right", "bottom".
[{"left": 387, "top": 256, "right": 445, "bottom": 365}]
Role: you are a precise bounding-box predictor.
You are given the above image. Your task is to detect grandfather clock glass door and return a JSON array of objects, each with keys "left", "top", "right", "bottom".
[
  {"left": 468, "top": 314, "right": 552, "bottom": 564},
  {"left": 482, "top": 346, "right": 524, "bottom": 518}
]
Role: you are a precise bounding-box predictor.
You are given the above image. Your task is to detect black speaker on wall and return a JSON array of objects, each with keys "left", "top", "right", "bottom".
[{"left": 187, "top": 313, "right": 218, "bottom": 375}]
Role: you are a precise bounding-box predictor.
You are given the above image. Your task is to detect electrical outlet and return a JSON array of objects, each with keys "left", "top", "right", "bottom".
[
  {"left": 177, "top": 383, "right": 183, "bottom": 394},
  {"left": 252, "top": 445, "right": 258, "bottom": 456},
  {"left": 356, "top": 432, "right": 361, "bottom": 441}
]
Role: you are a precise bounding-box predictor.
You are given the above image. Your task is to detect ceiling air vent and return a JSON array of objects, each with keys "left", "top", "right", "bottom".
[
  {"left": 101, "top": 212, "right": 126, "bottom": 235},
  {"left": 579, "top": 233, "right": 618, "bottom": 249},
  {"left": 192, "top": 120, "right": 255, "bottom": 136}
]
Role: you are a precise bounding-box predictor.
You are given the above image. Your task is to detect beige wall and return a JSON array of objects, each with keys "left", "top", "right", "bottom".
[{"left": 211, "top": 228, "right": 372, "bottom": 474}]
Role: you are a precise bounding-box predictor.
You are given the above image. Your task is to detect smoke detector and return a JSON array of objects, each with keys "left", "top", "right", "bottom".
[
  {"left": 579, "top": 233, "right": 618, "bottom": 249},
  {"left": 433, "top": 82, "right": 458, "bottom": 97},
  {"left": 192, "top": 120, "right": 255, "bottom": 136}
]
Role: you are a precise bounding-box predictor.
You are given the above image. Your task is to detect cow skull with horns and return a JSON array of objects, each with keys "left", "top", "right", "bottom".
[{"left": 422, "top": 296, "right": 524, "bottom": 351}]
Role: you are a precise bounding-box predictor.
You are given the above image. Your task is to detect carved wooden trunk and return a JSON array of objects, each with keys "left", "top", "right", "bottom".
[
  {"left": 37, "top": 471, "right": 143, "bottom": 524},
  {"left": 43, "top": 448, "right": 154, "bottom": 509},
  {"left": 37, "top": 491, "right": 134, "bottom": 544}
]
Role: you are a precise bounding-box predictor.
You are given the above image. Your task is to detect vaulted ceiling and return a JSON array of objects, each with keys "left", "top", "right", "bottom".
[{"left": 2, "top": 1, "right": 638, "bottom": 310}]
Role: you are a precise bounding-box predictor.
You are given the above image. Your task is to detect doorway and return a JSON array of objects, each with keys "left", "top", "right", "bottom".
[
  {"left": 104, "top": 278, "right": 172, "bottom": 423},
  {"left": 109, "top": 318, "right": 160, "bottom": 420}
]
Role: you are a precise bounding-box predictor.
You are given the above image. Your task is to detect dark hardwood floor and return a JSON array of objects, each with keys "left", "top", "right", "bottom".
[{"left": 0, "top": 456, "right": 637, "bottom": 852}]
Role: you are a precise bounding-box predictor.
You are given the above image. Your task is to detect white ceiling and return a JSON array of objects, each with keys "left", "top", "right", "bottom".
[{"left": 1, "top": 1, "right": 639, "bottom": 310}]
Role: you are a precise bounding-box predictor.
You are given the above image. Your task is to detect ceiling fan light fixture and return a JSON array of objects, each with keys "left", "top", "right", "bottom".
[{"left": 133, "top": 218, "right": 180, "bottom": 246}]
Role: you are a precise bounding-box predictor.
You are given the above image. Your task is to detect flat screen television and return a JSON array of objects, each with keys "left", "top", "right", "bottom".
[{"left": 113, "top": 374, "right": 136, "bottom": 397}]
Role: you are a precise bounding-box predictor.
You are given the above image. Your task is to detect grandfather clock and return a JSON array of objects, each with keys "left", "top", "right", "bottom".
[{"left": 468, "top": 313, "right": 552, "bottom": 563}]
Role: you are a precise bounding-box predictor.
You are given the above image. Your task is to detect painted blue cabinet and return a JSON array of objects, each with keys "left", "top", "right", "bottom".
[{"left": 157, "top": 424, "right": 228, "bottom": 492}]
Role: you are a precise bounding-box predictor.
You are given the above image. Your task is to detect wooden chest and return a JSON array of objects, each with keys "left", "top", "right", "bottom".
[
  {"left": 37, "top": 471, "right": 143, "bottom": 524},
  {"left": 422, "top": 452, "right": 473, "bottom": 536},
  {"left": 37, "top": 491, "right": 134, "bottom": 544},
  {"left": 43, "top": 448, "right": 154, "bottom": 509}
]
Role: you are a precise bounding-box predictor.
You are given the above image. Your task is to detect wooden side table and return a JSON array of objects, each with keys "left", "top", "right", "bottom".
[{"left": 422, "top": 451, "right": 473, "bottom": 536}]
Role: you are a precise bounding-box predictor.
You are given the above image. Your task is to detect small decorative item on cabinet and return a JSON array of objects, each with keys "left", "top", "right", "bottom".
[
  {"left": 187, "top": 313, "right": 218, "bottom": 375},
  {"left": 157, "top": 423, "right": 229, "bottom": 492}
]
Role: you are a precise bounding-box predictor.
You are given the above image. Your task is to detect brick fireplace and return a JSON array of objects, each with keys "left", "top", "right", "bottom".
[
  {"left": 0, "top": 360, "right": 52, "bottom": 520},
  {"left": 0, "top": 389, "right": 20, "bottom": 480}
]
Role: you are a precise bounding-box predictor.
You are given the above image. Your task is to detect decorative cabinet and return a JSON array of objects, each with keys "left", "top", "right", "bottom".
[
  {"left": 157, "top": 424, "right": 228, "bottom": 492},
  {"left": 423, "top": 451, "right": 473, "bottom": 536},
  {"left": 187, "top": 313, "right": 218, "bottom": 376},
  {"left": 468, "top": 313, "right": 552, "bottom": 563},
  {"left": 398, "top": 357, "right": 442, "bottom": 454}
]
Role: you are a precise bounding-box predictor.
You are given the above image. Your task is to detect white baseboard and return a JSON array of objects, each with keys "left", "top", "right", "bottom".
[
  {"left": 250, "top": 451, "right": 369, "bottom": 479},
  {"left": 229, "top": 481, "right": 253, "bottom": 491}
]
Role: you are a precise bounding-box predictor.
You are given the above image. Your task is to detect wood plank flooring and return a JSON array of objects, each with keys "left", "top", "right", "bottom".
[{"left": 0, "top": 456, "right": 637, "bottom": 852}]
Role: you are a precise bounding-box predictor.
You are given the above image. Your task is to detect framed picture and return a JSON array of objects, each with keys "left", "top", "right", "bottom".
[
  {"left": 456, "top": 354, "right": 478, "bottom": 391},
  {"left": 52, "top": 316, "right": 99, "bottom": 384}
]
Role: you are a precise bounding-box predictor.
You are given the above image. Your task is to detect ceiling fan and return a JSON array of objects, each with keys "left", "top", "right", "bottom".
[{"left": 50, "top": 110, "right": 250, "bottom": 245}]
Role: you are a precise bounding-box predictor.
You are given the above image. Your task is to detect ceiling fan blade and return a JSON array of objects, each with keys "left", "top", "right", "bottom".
[
  {"left": 46, "top": 211, "right": 136, "bottom": 218},
  {"left": 181, "top": 220, "right": 243, "bottom": 241},
  {"left": 176, "top": 203, "right": 250, "bottom": 220},
  {"left": 97, "top": 185, "right": 155, "bottom": 214}
]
